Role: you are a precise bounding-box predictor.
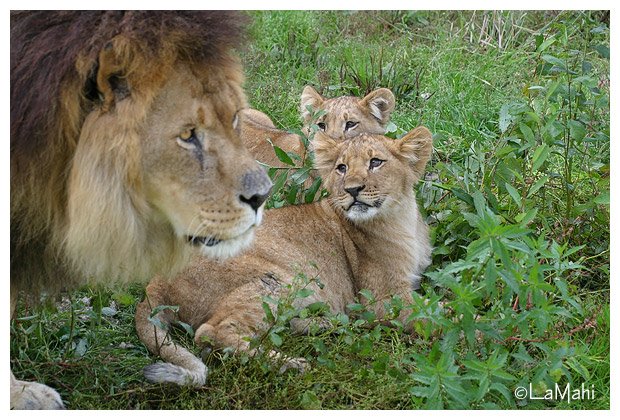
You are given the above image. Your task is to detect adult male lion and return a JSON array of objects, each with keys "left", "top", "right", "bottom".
[
  {"left": 135, "top": 127, "right": 433, "bottom": 386},
  {"left": 10, "top": 11, "right": 271, "bottom": 409}
]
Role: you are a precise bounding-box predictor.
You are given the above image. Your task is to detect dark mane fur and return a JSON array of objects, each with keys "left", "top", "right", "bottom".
[
  {"left": 11, "top": 10, "right": 246, "bottom": 164},
  {"left": 10, "top": 11, "right": 247, "bottom": 294}
]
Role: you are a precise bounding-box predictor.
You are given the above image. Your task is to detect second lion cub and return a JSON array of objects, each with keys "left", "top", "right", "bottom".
[
  {"left": 241, "top": 86, "right": 395, "bottom": 167},
  {"left": 136, "top": 127, "right": 432, "bottom": 387}
]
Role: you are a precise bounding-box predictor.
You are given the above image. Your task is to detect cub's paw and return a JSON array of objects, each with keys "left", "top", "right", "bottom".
[
  {"left": 11, "top": 379, "right": 65, "bottom": 410},
  {"left": 143, "top": 362, "right": 207, "bottom": 387}
]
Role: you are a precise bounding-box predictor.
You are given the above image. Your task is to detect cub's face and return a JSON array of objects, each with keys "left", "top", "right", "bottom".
[
  {"left": 140, "top": 64, "right": 272, "bottom": 258},
  {"left": 313, "top": 129, "right": 432, "bottom": 224},
  {"left": 300, "top": 86, "right": 395, "bottom": 140}
]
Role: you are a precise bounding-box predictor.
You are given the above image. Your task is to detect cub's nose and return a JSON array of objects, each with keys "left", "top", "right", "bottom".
[{"left": 344, "top": 185, "right": 365, "bottom": 199}]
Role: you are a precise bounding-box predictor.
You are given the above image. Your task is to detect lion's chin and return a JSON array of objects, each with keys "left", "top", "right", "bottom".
[{"left": 193, "top": 228, "right": 255, "bottom": 260}]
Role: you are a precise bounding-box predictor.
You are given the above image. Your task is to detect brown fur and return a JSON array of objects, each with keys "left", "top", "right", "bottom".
[
  {"left": 135, "top": 128, "right": 433, "bottom": 386},
  {"left": 11, "top": 11, "right": 272, "bottom": 409}
]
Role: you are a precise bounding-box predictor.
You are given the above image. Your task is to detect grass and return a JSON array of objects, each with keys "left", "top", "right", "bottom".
[{"left": 11, "top": 10, "right": 610, "bottom": 410}]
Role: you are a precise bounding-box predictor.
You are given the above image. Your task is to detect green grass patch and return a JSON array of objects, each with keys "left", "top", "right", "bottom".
[{"left": 11, "top": 10, "right": 609, "bottom": 409}]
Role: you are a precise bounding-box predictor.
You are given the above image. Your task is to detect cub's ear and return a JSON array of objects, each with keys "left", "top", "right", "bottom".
[
  {"left": 397, "top": 126, "right": 433, "bottom": 179},
  {"left": 312, "top": 131, "right": 342, "bottom": 176},
  {"left": 96, "top": 37, "right": 131, "bottom": 111},
  {"left": 300, "top": 85, "right": 326, "bottom": 123},
  {"left": 361, "top": 88, "right": 395, "bottom": 126}
]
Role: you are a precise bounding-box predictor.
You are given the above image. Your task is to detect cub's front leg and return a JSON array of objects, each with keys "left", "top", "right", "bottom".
[{"left": 194, "top": 281, "right": 308, "bottom": 373}]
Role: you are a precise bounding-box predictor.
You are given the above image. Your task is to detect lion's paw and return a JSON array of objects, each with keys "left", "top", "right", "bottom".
[{"left": 11, "top": 379, "right": 65, "bottom": 410}]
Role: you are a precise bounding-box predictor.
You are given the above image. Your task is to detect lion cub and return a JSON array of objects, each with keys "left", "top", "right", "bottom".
[
  {"left": 241, "top": 86, "right": 395, "bottom": 167},
  {"left": 135, "top": 127, "right": 432, "bottom": 387}
]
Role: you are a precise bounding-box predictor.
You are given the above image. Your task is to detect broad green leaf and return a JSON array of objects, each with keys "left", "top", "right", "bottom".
[
  {"left": 304, "top": 177, "right": 322, "bottom": 203},
  {"left": 531, "top": 144, "right": 550, "bottom": 172},
  {"left": 175, "top": 321, "right": 194, "bottom": 336},
  {"left": 347, "top": 303, "right": 365, "bottom": 312},
  {"left": 101, "top": 306, "right": 117, "bottom": 317},
  {"left": 590, "top": 44, "right": 610, "bottom": 59},
  {"left": 269, "top": 332, "right": 282, "bottom": 346},
  {"left": 359, "top": 289, "right": 375, "bottom": 302},
  {"left": 300, "top": 390, "right": 321, "bottom": 409},
  {"left": 295, "top": 288, "right": 315, "bottom": 298},
  {"left": 516, "top": 207, "right": 538, "bottom": 227},
  {"left": 593, "top": 190, "right": 610, "bottom": 205},
  {"left": 273, "top": 145, "right": 295, "bottom": 166},
  {"left": 568, "top": 120, "right": 586, "bottom": 142},
  {"left": 542, "top": 54, "right": 566, "bottom": 69},
  {"left": 271, "top": 170, "right": 288, "bottom": 195},
  {"left": 573, "top": 75, "right": 598, "bottom": 88},
  {"left": 147, "top": 316, "right": 168, "bottom": 331},
  {"left": 527, "top": 176, "right": 549, "bottom": 198},
  {"left": 499, "top": 103, "right": 512, "bottom": 133},
  {"left": 519, "top": 122, "right": 535, "bottom": 144},
  {"left": 545, "top": 120, "right": 565, "bottom": 139},
  {"left": 472, "top": 190, "right": 487, "bottom": 217},
  {"left": 149, "top": 305, "right": 179, "bottom": 317},
  {"left": 505, "top": 183, "right": 522, "bottom": 208},
  {"left": 451, "top": 187, "right": 474, "bottom": 206},
  {"left": 75, "top": 337, "right": 88, "bottom": 357},
  {"left": 537, "top": 37, "right": 556, "bottom": 52},
  {"left": 262, "top": 302, "right": 275, "bottom": 323}
]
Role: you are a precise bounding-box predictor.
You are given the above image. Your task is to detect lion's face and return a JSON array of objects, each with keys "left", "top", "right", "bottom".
[
  {"left": 313, "top": 129, "right": 432, "bottom": 224},
  {"left": 65, "top": 61, "right": 273, "bottom": 281},
  {"left": 140, "top": 65, "right": 273, "bottom": 259}
]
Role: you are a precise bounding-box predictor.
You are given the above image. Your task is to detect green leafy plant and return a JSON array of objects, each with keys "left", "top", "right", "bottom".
[{"left": 264, "top": 107, "right": 328, "bottom": 208}]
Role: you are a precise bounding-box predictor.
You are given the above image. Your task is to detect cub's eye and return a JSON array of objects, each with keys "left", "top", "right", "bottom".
[
  {"left": 177, "top": 128, "right": 199, "bottom": 149},
  {"left": 345, "top": 121, "right": 358, "bottom": 131},
  {"left": 317, "top": 122, "right": 326, "bottom": 131},
  {"left": 369, "top": 158, "right": 384, "bottom": 169},
  {"left": 336, "top": 163, "right": 347, "bottom": 174}
]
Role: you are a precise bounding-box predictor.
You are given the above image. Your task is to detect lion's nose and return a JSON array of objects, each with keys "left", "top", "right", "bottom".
[
  {"left": 239, "top": 169, "right": 272, "bottom": 212},
  {"left": 240, "top": 191, "right": 270, "bottom": 212},
  {"left": 344, "top": 185, "right": 365, "bottom": 199}
]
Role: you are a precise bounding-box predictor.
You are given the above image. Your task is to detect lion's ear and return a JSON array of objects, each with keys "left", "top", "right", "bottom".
[
  {"left": 300, "top": 85, "right": 326, "bottom": 123},
  {"left": 397, "top": 126, "right": 433, "bottom": 178},
  {"left": 361, "top": 88, "right": 395, "bottom": 125},
  {"left": 96, "top": 38, "right": 130, "bottom": 110},
  {"left": 312, "top": 131, "right": 341, "bottom": 176}
]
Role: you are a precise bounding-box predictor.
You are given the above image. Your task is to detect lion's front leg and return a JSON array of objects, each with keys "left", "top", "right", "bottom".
[{"left": 10, "top": 372, "right": 65, "bottom": 410}]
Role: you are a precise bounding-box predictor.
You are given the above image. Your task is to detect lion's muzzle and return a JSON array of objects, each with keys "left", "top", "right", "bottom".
[{"left": 239, "top": 169, "right": 272, "bottom": 212}]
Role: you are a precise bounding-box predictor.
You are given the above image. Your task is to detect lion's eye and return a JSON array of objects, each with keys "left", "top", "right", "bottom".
[
  {"left": 336, "top": 163, "right": 347, "bottom": 174},
  {"left": 232, "top": 112, "right": 239, "bottom": 130},
  {"left": 317, "top": 122, "right": 326, "bottom": 131},
  {"left": 369, "top": 158, "right": 384, "bottom": 169},
  {"left": 177, "top": 128, "right": 199, "bottom": 149},
  {"left": 345, "top": 121, "right": 358, "bottom": 131}
]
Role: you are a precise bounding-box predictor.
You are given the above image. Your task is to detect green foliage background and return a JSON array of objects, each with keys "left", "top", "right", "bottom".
[{"left": 11, "top": 11, "right": 609, "bottom": 409}]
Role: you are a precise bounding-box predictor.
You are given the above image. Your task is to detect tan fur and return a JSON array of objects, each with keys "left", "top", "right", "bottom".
[
  {"left": 301, "top": 86, "right": 395, "bottom": 139},
  {"left": 10, "top": 12, "right": 272, "bottom": 409},
  {"left": 240, "top": 86, "right": 396, "bottom": 168},
  {"left": 135, "top": 127, "right": 433, "bottom": 386}
]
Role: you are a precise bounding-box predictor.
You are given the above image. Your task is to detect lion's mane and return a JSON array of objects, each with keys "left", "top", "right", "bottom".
[{"left": 10, "top": 11, "right": 247, "bottom": 294}]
